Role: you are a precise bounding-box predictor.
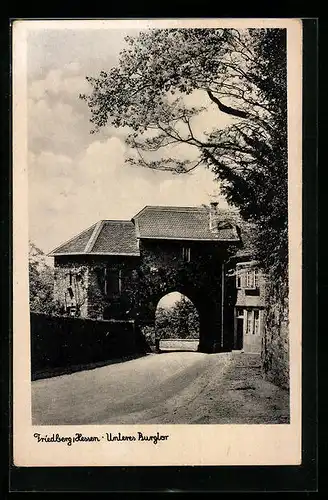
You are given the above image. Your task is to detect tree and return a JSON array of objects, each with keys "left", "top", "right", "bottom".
[
  {"left": 29, "top": 242, "right": 55, "bottom": 314},
  {"left": 155, "top": 296, "right": 200, "bottom": 340},
  {"left": 81, "top": 28, "right": 287, "bottom": 282}
]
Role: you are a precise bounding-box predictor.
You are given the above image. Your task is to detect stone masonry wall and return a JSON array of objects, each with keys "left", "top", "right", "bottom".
[
  {"left": 137, "top": 240, "right": 235, "bottom": 352},
  {"left": 262, "top": 285, "right": 289, "bottom": 390},
  {"left": 86, "top": 258, "right": 139, "bottom": 320},
  {"left": 235, "top": 267, "right": 267, "bottom": 308},
  {"left": 136, "top": 239, "right": 228, "bottom": 308},
  {"left": 53, "top": 261, "right": 89, "bottom": 318},
  {"left": 54, "top": 256, "right": 139, "bottom": 320}
]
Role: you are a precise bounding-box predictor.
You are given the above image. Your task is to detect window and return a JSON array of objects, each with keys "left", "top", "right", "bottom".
[
  {"left": 120, "top": 268, "right": 132, "bottom": 290},
  {"left": 245, "top": 269, "right": 254, "bottom": 289},
  {"left": 104, "top": 267, "right": 121, "bottom": 297},
  {"left": 243, "top": 309, "right": 261, "bottom": 336},
  {"left": 246, "top": 310, "right": 253, "bottom": 335},
  {"left": 236, "top": 270, "right": 242, "bottom": 289},
  {"left": 182, "top": 246, "right": 191, "bottom": 262},
  {"left": 245, "top": 269, "right": 259, "bottom": 289},
  {"left": 66, "top": 271, "right": 75, "bottom": 301},
  {"left": 67, "top": 271, "right": 73, "bottom": 287},
  {"left": 119, "top": 269, "right": 122, "bottom": 294},
  {"left": 236, "top": 265, "right": 260, "bottom": 290}
]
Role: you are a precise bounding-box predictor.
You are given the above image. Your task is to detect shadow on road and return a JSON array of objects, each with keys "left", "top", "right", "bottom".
[{"left": 157, "top": 349, "right": 197, "bottom": 353}]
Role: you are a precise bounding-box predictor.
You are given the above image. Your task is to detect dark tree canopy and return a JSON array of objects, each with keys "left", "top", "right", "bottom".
[{"left": 81, "top": 28, "right": 287, "bottom": 279}]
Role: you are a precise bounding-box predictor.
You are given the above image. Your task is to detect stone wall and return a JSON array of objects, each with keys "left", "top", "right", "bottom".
[
  {"left": 235, "top": 267, "right": 267, "bottom": 308},
  {"left": 136, "top": 240, "right": 232, "bottom": 352},
  {"left": 87, "top": 257, "right": 139, "bottom": 320},
  {"left": 54, "top": 255, "right": 139, "bottom": 320},
  {"left": 136, "top": 239, "right": 226, "bottom": 309},
  {"left": 262, "top": 284, "right": 289, "bottom": 390},
  {"left": 53, "top": 261, "right": 89, "bottom": 318}
]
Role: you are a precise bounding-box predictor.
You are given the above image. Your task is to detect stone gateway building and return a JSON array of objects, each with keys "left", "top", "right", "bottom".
[{"left": 49, "top": 203, "right": 266, "bottom": 354}]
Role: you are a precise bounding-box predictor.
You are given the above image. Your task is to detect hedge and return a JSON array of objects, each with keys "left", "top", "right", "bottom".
[{"left": 30, "top": 313, "right": 149, "bottom": 379}]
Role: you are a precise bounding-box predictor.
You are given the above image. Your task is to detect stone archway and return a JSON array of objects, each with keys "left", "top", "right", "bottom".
[{"left": 136, "top": 279, "right": 228, "bottom": 354}]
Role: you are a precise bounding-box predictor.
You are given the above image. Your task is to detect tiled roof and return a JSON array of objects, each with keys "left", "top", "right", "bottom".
[
  {"left": 49, "top": 223, "right": 98, "bottom": 255},
  {"left": 49, "top": 205, "right": 241, "bottom": 256},
  {"left": 91, "top": 221, "right": 139, "bottom": 255},
  {"left": 132, "top": 206, "right": 240, "bottom": 241},
  {"left": 49, "top": 221, "right": 140, "bottom": 256}
]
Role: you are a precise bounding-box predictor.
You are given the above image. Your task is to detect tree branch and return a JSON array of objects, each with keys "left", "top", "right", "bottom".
[
  {"left": 207, "top": 89, "right": 249, "bottom": 119},
  {"left": 200, "top": 141, "right": 255, "bottom": 156},
  {"left": 183, "top": 115, "right": 203, "bottom": 146}
]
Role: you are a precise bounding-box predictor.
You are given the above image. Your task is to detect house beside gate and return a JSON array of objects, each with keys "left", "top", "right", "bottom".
[{"left": 226, "top": 223, "right": 266, "bottom": 354}]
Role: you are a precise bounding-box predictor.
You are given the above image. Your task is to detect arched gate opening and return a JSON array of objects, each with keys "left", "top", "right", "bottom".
[{"left": 155, "top": 292, "right": 200, "bottom": 352}]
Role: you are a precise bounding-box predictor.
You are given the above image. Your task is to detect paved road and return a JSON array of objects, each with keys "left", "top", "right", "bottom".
[{"left": 32, "top": 352, "right": 289, "bottom": 425}]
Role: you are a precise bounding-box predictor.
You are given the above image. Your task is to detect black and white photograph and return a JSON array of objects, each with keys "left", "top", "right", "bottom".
[{"left": 12, "top": 18, "right": 302, "bottom": 467}]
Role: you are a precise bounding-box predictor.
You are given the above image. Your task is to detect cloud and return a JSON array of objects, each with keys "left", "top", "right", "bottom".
[
  {"left": 166, "top": 88, "right": 236, "bottom": 140},
  {"left": 65, "top": 61, "right": 81, "bottom": 73},
  {"left": 27, "top": 60, "right": 95, "bottom": 157},
  {"left": 157, "top": 167, "right": 227, "bottom": 207},
  {"left": 28, "top": 151, "right": 78, "bottom": 252},
  {"left": 27, "top": 93, "right": 94, "bottom": 157},
  {"left": 29, "top": 66, "right": 91, "bottom": 101},
  {"left": 27, "top": 29, "right": 141, "bottom": 83},
  {"left": 29, "top": 98, "right": 83, "bottom": 139},
  {"left": 28, "top": 135, "right": 226, "bottom": 253},
  {"left": 26, "top": 60, "right": 228, "bottom": 253},
  {"left": 79, "top": 137, "right": 127, "bottom": 179}
]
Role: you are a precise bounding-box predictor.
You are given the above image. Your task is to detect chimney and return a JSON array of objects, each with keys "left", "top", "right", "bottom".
[{"left": 209, "top": 202, "right": 219, "bottom": 232}]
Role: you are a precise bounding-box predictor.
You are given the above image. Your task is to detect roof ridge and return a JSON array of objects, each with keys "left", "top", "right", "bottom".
[
  {"left": 132, "top": 204, "right": 211, "bottom": 220},
  {"left": 84, "top": 220, "right": 104, "bottom": 253},
  {"left": 147, "top": 205, "right": 205, "bottom": 209},
  {"left": 136, "top": 205, "right": 207, "bottom": 214},
  {"left": 103, "top": 219, "right": 134, "bottom": 223}
]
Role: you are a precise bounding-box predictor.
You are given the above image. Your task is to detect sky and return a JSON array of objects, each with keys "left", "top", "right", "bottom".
[
  {"left": 27, "top": 26, "right": 229, "bottom": 254},
  {"left": 157, "top": 292, "right": 191, "bottom": 309}
]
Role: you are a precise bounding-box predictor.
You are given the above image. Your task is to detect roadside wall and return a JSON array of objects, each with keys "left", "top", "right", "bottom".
[{"left": 262, "top": 286, "right": 289, "bottom": 390}]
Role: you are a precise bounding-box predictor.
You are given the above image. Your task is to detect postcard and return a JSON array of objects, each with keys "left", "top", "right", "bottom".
[{"left": 12, "top": 18, "right": 302, "bottom": 467}]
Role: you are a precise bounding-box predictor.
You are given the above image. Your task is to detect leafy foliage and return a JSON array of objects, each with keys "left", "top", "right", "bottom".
[
  {"left": 81, "top": 28, "right": 288, "bottom": 281},
  {"left": 29, "top": 242, "right": 56, "bottom": 315},
  {"left": 155, "top": 296, "right": 199, "bottom": 340}
]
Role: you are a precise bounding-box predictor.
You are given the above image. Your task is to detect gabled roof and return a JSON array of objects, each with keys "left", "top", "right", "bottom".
[
  {"left": 132, "top": 205, "right": 240, "bottom": 241},
  {"left": 49, "top": 205, "right": 241, "bottom": 257},
  {"left": 49, "top": 220, "right": 140, "bottom": 256}
]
